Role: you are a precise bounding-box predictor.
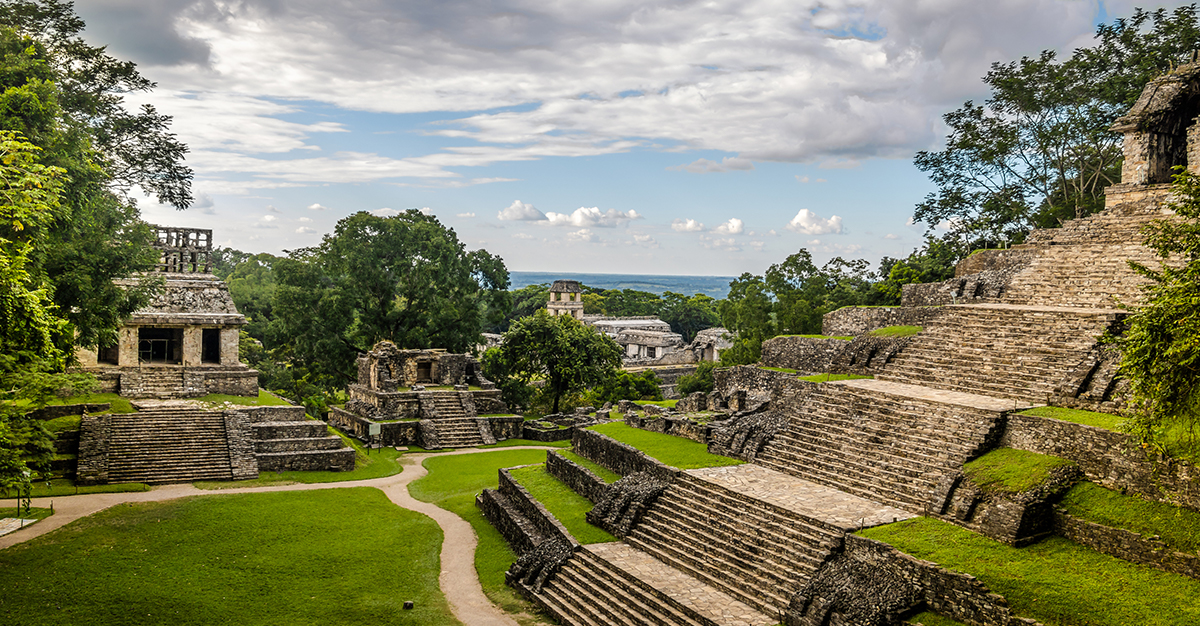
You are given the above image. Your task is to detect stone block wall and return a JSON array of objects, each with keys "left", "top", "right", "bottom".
[
  {"left": 1055, "top": 510, "right": 1200, "bottom": 579},
  {"left": 623, "top": 413, "right": 709, "bottom": 443},
  {"left": 714, "top": 365, "right": 794, "bottom": 405},
  {"left": 477, "top": 489, "right": 542, "bottom": 555},
  {"left": 934, "top": 464, "right": 1080, "bottom": 547},
  {"left": 572, "top": 428, "right": 678, "bottom": 479},
  {"left": 500, "top": 466, "right": 580, "bottom": 548},
  {"left": 76, "top": 413, "right": 110, "bottom": 485},
  {"left": 821, "top": 306, "right": 945, "bottom": 337},
  {"left": 202, "top": 370, "right": 259, "bottom": 396},
  {"left": 999, "top": 414, "right": 1200, "bottom": 510},
  {"left": 223, "top": 410, "right": 259, "bottom": 480},
  {"left": 546, "top": 450, "right": 610, "bottom": 503},
  {"left": 760, "top": 336, "right": 850, "bottom": 374}
]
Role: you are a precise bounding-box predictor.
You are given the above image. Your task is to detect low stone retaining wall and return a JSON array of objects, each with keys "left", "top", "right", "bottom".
[
  {"left": 329, "top": 406, "right": 521, "bottom": 446},
  {"left": 477, "top": 489, "right": 542, "bottom": 555},
  {"left": 29, "top": 403, "right": 111, "bottom": 420},
  {"left": 545, "top": 450, "right": 610, "bottom": 503},
  {"left": 499, "top": 466, "right": 579, "bottom": 548},
  {"left": 1054, "top": 510, "right": 1200, "bottom": 579},
  {"left": 934, "top": 464, "right": 1081, "bottom": 547},
  {"left": 572, "top": 428, "right": 678, "bottom": 480},
  {"left": 224, "top": 410, "right": 259, "bottom": 480},
  {"left": 821, "top": 306, "right": 943, "bottom": 337},
  {"left": 623, "top": 413, "right": 710, "bottom": 443},
  {"left": 714, "top": 365, "right": 794, "bottom": 405},
  {"left": 760, "top": 336, "right": 850, "bottom": 374},
  {"left": 242, "top": 405, "right": 306, "bottom": 421},
  {"left": 1000, "top": 413, "right": 1200, "bottom": 510}
]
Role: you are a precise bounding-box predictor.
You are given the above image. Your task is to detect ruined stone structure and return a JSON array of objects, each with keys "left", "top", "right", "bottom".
[
  {"left": 476, "top": 64, "right": 1200, "bottom": 625},
  {"left": 75, "top": 225, "right": 257, "bottom": 398},
  {"left": 328, "top": 341, "right": 518, "bottom": 449},
  {"left": 548, "top": 279, "right": 585, "bottom": 319}
]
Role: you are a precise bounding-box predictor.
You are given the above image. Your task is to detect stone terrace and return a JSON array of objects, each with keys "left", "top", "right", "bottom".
[
  {"left": 756, "top": 379, "right": 1017, "bottom": 512},
  {"left": 876, "top": 303, "right": 1125, "bottom": 403},
  {"left": 625, "top": 465, "right": 913, "bottom": 614}
]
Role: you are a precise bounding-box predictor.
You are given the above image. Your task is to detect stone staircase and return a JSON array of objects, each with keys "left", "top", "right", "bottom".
[
  {"left": 251, "top": 407, "right": 354, "bottom": 471},
  {"left": 107, "top": 407, "right": 234, "bottom": 483},
  {"left": 996, "top": 244, "right": 1160, "bottom": 309},
  {"left": 623, "top": 471, "right": 845, "bottom": 615},
  {"left": 428, "top": 391, "right": 468, "bottom": 419},
  {"left": 755, "top": 379, "right": 1012, "bottom": 512},
  {"left": 875, "top": 303, "right": 1126, "bottom": 403},
  {"left": 532, "top": 542, "right": 775, "bottom": 626},
  {"left": 429, "top": 417, "right": 489, "bottom": 448}
]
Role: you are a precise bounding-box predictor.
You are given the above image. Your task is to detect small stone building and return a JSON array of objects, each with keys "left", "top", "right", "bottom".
[
  {"left": 75, "top": 226, "right": 257, "bottom": 398},
  {"left": 547, "top": 279, "right": 585, "bottom": 319}
]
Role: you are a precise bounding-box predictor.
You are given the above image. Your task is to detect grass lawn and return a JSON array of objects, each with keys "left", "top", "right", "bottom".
[
  {"left": 962, "top": 448, "right": 1075, "bottom": 493},
  {"left": 759, "top": 366, "right": 798, "bottom": 373},
  {"left": 508, "top": 464, "right": 616, "bottom": 545},
  {"left": 587, "top": 422, "right": 743, "bottom": 470},
  {"left": 0, "top": 506, "right": 53, "bottom": 522},
  {"left": 868, "top": 325, "right": 923, "bottom": 338},
  {"left": 634, "top": 399, "right": 678, "bottom": 408},
  {"left": 479, "top": 439, "right": 571, "bottom": 449},
  {"left": 6, "top": 479, "right": 150, "bottom": 498},
  {"left": 195, "top": 428, "right": 403, "bottom": 489},
  {"left": 909, "top": 611, "right": 970, "bottom": 626},
  {"left": 408, "top": 449, "right": 556, "bottom": 626},
  {"left": 44, "top": 414, "right": 82, "bottom": 432},
  {"left": 859, "top": 517, "right": 1200, "bottom": 626},
  {"left": 196, "top": 390, "right": 293, "bottom": 407},
  {"left": 558, "top": 450, "right": 621, "bottom": 483},
  {"left": 1059, "top": 482, "right": 1200, "bottom": 554},
  {"left": 798, "top": 373, "right": 874, "bottom": 383},
  {"left": 1017, "top": 406, "right": 1123, "bottom": 431},
  {"left": 0, "top": 488, "right": 458, "bottom": 625},
  {"left": 25, "top": 392, "right": 136, "bottom": 413}
]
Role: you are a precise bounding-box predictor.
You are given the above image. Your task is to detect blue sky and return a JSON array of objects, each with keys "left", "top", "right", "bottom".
[{"left": 73, "top": 0, "right": 1185, "bottom": 276}]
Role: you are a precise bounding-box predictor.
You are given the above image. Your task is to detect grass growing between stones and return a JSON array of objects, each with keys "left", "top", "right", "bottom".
[
  {"left": 508, "top": 464, "right": 616, "bottom": 545},
  {"left": 558, "top": 450, "right": 621, "bottom": 483},
  {"left": 587, "top": 422, "right": 743, "bottom": 469},
  {"left": 859, "top": 517, "right": 1200, "bottom": 626},
  {"left": 1059, "top": 482, "right": 1200, "bottom": 553},
  {"left": 797, "top": 373, "right": 875, "bottom": 383},
  {"left": 1016, "top": 406, "right": 1123, "bottom": 431},
  {"left": 408, "top": 449, "right": 557, "bottom": 626},
  {"left": 868, "top": 325, "right": 923, "bottom": 337},
  {"left": 0, "top": 489, "right": 458, "bottom": 626},
  {"left": 634, "top": 399, "right": 679, "bottom": 408},
  {"left": 962, "top": 448, "right": 1075, "bottom": 493},
  {"left": 908, "top": 611, "right": 970, "bottom": 626},
  {"left": 196, "top": 390, "right": 292, "bottom": 406},
  {"left": 758, "top": 366, "right": 798, "bottom": 373}
]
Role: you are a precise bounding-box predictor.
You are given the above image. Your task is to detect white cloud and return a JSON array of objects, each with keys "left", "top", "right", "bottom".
[
  {"left": 266, "top": 204, "right": 282, "bottom": 213},
  {"left": 749, "top": 241, "right": 766, "bottom": 252},
  {"left": 308, "top": 203, "right": 329, "bottom": 211},
  {"left": 713, "top": 218, "right": 744, "bottom": 235},
  {"left": 567, "top": 228, "right": 599, "bottom": 243},
  {"left": 296, "top": 226, "right": 317, "bottom": 234},
  {"left": 673, "top": 156, "right": 754, "bottom": 173},
  {"left": 457, "top": 212, "right": 477, "bottom": 218},
  {"left": 795, "top": 176, "right": 810, "bottom": 183},
  {"left": 497, "top": 200, "right": 547, "bottom": 221},
  {"left": 630, "top": 233, "right": 658, "bottom": 248},
  {"left": 372, "top": 208, "right": 401, "bottom": 217},
  {"left": 936, "top": 218, "right": 965, "bottom": 232},
  {"left": 671, "top": 218, "right": 705, "bottom": 232},
  {"left": 255, "top": 215, "right": 278, "bottom": 229},
  {"left": 419, "top": 207, "right": 433, "bottom": 216},
  {"left": 512, "top": 232, "right": 534, "bottom": 239},
  {"left": 298, "top": 216, "right": 313, "bottom": 223},
  {"left": 544, "top": 207, "right": 641, "bottom": 228},
  {"left": 786, "top": 209, "right": 843, "bottom": 235},
  {"left": 884, "top": 233, "right": 900, "bottom": 240},
  {"left": 701, "top": 236, "right": 740, "bottom": 251},
  {"left": 193, "top": 192, "right": 215, "bottom": 214}
]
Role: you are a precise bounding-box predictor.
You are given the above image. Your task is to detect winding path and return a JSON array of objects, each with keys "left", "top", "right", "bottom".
[{"left": 0, "top": 447, "right": 552, "bottom": 626}]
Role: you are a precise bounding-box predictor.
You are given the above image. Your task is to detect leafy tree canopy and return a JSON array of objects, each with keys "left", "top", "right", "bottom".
[
  {"left": 914, "top": 5, "right": 1200, "bottom": 245},
  {"left": 272, "top": 210, "right": 509, "bottom": 386}
]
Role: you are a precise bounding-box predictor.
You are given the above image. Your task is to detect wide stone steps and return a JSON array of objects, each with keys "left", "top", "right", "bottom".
[
  {"left": 108, "top": 410, "right": 233, "bottom": 483},
  {"left": 253, "top": 436, "right": 345, "bottom": 453},
  {"left": 433, "top": 417, "right": 484, "bottom": 448},
  {"left": 876, "top": 304, "right": 1121, "bottom": 402},
  {"left": 428, "top": 393, "right": 468, "bottom": 419},
  {"left": 998, "top": 245, "right": 1160, "bottom": 309},
  {"left": 534, "top": 543, "right": 774, "bottom": 626}
]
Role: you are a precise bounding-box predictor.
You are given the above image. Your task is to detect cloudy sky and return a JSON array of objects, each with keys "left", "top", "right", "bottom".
[{"left": 75, "top": 0, "right": 1184, "bottom": 276}]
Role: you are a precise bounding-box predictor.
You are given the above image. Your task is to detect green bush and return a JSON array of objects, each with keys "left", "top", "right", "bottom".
[{"left": 677, "top": 361, "right": 716, "bottom": 395}]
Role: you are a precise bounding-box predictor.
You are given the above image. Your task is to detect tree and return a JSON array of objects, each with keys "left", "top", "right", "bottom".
[
  {"left": 677, "top": 360, "right": 716, "bottom": 395},
  {"left": 659, "top": 292, "right": 719, "bottom": 342},
  {"left": 914, "top": 6, "right": 1200, "bottom": 245},
  {"left": 1118, "top": 167, "right": 1200, "bottom": 455},
  {"left": 487, "top": 310, "right": 621, "bottom": 414},
  {"left": 584, "top": 369, "right": 663, "bottom": 406},
  {"left": 599, "top": 288, "right": 662, "bottom": 317},
  {"left": 272, "top": 210, "right": 509, "bottom": 386}
]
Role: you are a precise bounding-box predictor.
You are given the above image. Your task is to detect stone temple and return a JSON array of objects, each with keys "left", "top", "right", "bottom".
[
  {"left": 74, "top": 225, "right": 257, "bottom": 398},
  {"left": 476, "top": 61, "right": 1200, "bottom": 625}
]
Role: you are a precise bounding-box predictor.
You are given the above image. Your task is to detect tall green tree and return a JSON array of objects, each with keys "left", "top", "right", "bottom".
[
  {"left": 485, "top": 310, "right": 621, "bottom": 414},
  {"left": 660, "top": 292, "right": 720, "bottom": 342},
  {"left": 273, "top": 210, "right": 509, "bottom": 385},
  {"left": 914, "top": 6, "right": 1200, "bottom": 244},
  {"left": 1118, "top": 167, "right": 1200, "bottom": 455}
]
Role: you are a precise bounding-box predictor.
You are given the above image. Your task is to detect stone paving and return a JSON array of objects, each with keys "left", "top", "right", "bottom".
[
  {"left": 0, "top": 517, "right": 39, "bottom": 537},
  {"left": 833, "top": 377, "right": 1033, "bottom": 413},
  {"left": 686, "top": 464, "right": 916, "bottom": 531},
  {"left": 586, "top": 541, "right": 776, "bottom": 626}
]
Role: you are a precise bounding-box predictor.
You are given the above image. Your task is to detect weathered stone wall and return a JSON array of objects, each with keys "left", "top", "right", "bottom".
[
  {"left": 76, "top": 413, "right": 109, "bottom": 485},
  {"left": 477, "top": 488, "right": 542, "bottom": 555},
  {"left": 500, "top": 466, "right": 580, "bottom": 547},
  {"left": 788, "top": 534, "right": 1041, "bottom": 626},
  {"left": 934, "top": 464, "right": 1080, "bottom": 546},
  {"left": 714, "top": 365, "right": 793, "bottom": 405},
  {"left": 241, "top": 405, "right": 306, "bottom": 422},
  {"left": 760, "top": 336, "right": 850, "bottom": 374},
  {"left": 953, "top": 248, "right": 1041, "bottom": 278},
  {"left": 473, "top": 390, "right": 507, "bottom": 414},
  {"left": 202, "top": 370, "right": 258, "bottom": 396},
  {"left": 572, "top": 428, "right": 678, "bottom": 479},
  {"left": 821, "top": 306, "right": 945, "bottom": 337},
  {"left": 546, "top": 450, "right": 610, "bottom": 503},
  {"left": 224, "top": 410, "right": 259, "bottom": 480},
  {"left": 1055, "top": 510, "right": 1199, "bottom": 579},
  {"left": 828, "top": 335, "right": 913, "bottom": 376},
  {"left": 623, "top": 413, "right": 709, "bottom": 443},
  {"left": 999, "top": 414, "right": 1200, "bottom": 510}
]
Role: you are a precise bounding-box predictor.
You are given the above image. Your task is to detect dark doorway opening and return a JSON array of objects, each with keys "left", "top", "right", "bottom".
[
  {"left": 98, "top": 344, "right": 119, "bottom": 365},
  {"left": 202, "top": 329, "right": 220, "bottom": 363},
  {"left": 138, "top": 328, "right": 182, "bottom": 364}
]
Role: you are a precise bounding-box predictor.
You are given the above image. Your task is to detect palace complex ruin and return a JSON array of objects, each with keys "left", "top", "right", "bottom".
[{"left": 475, "top": 62, "right": 1200, "bottom": 625}]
